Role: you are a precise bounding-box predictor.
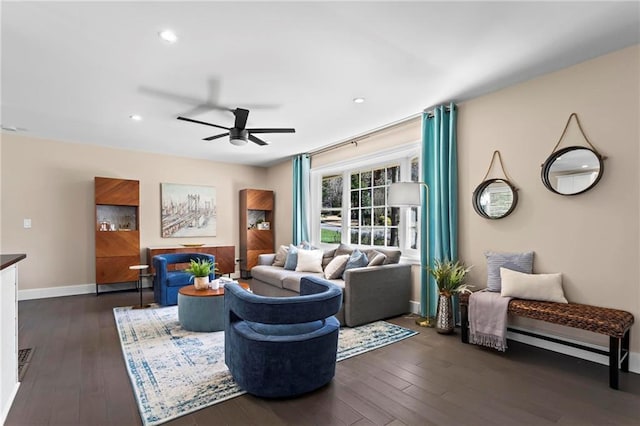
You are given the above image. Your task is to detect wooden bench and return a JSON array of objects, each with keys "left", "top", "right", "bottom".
[{"left": 459, "top": 293, "right": 634, "bottom": 389}]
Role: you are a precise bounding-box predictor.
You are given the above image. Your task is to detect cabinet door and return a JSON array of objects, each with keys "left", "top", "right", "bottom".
[
  {"left": 247, "top": 229, "right": 274, "bottom": 250},
  {"left": 96, "top": 256, "right": 140, "bottom": 284},
  {"left": 246, "top": 189, "right": 274, "bottom": 210},
  {"left": 95, "top": 177, "right": 139, "bottom": 206},
  {"left": 96, "top": 231, "right": 140, "bottom": 257}
]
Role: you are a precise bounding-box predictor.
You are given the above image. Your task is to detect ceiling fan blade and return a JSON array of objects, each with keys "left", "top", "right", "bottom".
[
  {"left": 247, "top": 128, "right": 296, "bottom": 134},
  {"left": 248, "top": 134, "right": 269, "bottom": 146},
  {"left": 177, "top": 116, "right": 229, "bottom": 131},
  {"left": 203, "top": 132, "right": 230, "bottom": 141},
  {"left": 234, "top": 108, "right": 250, "bottom": 129},
  {"left": 179, "top": 103, "right": 234, "bottom": 117}
]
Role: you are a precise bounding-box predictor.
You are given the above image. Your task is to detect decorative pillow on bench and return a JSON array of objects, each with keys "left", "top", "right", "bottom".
[
  {"left": 500, "top": 267, "right": 568, "bottom": 303},
  {"left": 485, "top": 251, "right": 534, "bottom": 292}
]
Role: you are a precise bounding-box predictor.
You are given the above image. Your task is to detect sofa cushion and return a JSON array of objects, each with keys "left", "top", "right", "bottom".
[
  {"left": 284, "top": 244, "right": 299, "bottom": 270},
  {"left": 295, "top": 249, "right": 324, "bottom": 273},
  {"left": 322, "top": 248, "right": 337, "bottom": 269},
  {"left": 250, "top": 265, "right": 292, "bottom": 289},
  {"left": 375, "top": 248, "right": 402, "bottom": 264},
  {"left": 282, "top": 272, "right": 324, "bottom": 293},
  {"left": 342, "top": 249, "right": 369, "bottom": 279},
  {"left": 335, "top": 243, "right": 354, "bottom": 257},
  {"left": 367, "top": 251, "right": 387, "bottom": 266},
  {"left": 299, "top": 241, "right": 318, "bottom": 250},
  {"left": 272, "top": 245, "right": 290, "bottom": 267},
  {"left": 324, "top": 254, "right": 349, "bottom": 279},
  {"left": 166, "top": 271, "right": 193, "bottom": 287}
]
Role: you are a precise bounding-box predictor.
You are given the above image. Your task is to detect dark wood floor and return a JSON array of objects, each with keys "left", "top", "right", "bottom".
[{"left": 6, "top": 287, "right": 640, "bottom": 426}]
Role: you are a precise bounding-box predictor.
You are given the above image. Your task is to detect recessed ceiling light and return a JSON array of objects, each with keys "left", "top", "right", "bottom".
[
  {"left": 129, "top": 114, "right": 142, "bottom": 121},
  {"left": 353, "top": 97, "right": 365, "bottom": 104},
  {"left": 159, "top": 29, "right": 178, "bottom": 44}
]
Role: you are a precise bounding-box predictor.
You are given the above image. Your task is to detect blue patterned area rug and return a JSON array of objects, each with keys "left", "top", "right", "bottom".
[{"left": 114, "top": 305, "right": 418, "bottom": 426}]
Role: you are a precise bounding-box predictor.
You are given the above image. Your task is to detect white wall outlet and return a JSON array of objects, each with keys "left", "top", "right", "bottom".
[{"left": 23, "top": 218, "right": 32, "bottom": 229}]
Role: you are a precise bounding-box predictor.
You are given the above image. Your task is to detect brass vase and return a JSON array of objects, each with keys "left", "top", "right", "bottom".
[{"left": 436, "top": 292, "right": 454, "bottom": 334}]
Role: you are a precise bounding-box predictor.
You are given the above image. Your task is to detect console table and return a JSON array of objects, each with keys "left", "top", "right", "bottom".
[{"left": 147, "top": 245, "right": 235, "bottom": 276}]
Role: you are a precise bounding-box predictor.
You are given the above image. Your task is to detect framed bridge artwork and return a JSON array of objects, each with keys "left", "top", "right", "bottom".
[{"left": 160, "top": 183, "right": 217, "bottom": 238}]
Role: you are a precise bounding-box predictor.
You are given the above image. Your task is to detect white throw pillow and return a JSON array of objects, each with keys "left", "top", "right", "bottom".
[
  {"left": 324, "top": 254, "right": 349, "bottom": 280},
  {"left": 295, "top": 249, "right": 324, "bottom": 273},
  {"left": 500, "top": 267, "right": 568, "bottom": 303}
]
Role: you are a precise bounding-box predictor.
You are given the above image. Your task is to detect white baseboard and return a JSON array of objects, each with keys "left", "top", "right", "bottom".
[
  {"left": 17, "top": 275, "right": 242, "bottom": 301},
  {"left": 18, "top": 282, "right": 151, "bottom": 301},
  {"left": 1, "top": 382, "right": 20, "bottom": 426},
  {"left": 409, "top": 300, "right": 420, "bottom": 315},
  {"left": 507, "top": 326, "right": 639, "bottom": 375}
]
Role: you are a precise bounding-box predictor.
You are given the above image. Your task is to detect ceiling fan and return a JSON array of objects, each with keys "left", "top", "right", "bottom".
[{"left": 177, "top": 108, "right": 295, "bottom": 146}]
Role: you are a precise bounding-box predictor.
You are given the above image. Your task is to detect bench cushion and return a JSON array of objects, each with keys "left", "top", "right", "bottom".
[{"left": 508, "top": 300, "right": 634, "bottom": 338}]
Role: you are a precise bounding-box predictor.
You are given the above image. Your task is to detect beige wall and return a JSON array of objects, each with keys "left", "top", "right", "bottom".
[
  {"left": 265, "top": 159, "right": 294, "bottom": 248},
  {"left": 458, "top": 45, "right": 639, "bottom": 350},
  {"left": 0, "top": 134, "right": 270, "bottom": 290}
]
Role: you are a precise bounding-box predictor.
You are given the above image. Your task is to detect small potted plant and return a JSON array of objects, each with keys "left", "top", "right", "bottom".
[
  {"left": 186, "top": 258, "right": 217, "bottom": 290},
  {"left": 428, "top": 258, "right": 473, "bottom": 334}
]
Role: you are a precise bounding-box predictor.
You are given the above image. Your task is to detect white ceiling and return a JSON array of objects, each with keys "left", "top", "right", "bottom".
[{"left": 2, "top": 1, "right": 638, "bottom": 167}]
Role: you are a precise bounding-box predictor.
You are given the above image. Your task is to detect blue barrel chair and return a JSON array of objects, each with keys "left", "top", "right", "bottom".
[
  {"left": 152, "top": 252, "right": 216, "bottom": 305},
  {"left": 224, "top": 276, "right": 343, "bottom": 398}
]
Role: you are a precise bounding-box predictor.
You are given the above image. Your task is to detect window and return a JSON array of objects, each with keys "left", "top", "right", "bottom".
[
  {"left": 320, "top": 175, "right": 343, "bottom": 243},
  {"left": 311, "top": 145, "right": 420, "bottom": 259},
  {"left": 349, "top": 165, "right": 400, "bottom": 246}
]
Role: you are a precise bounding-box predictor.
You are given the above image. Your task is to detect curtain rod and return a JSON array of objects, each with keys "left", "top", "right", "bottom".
[
  {"left": 306, "top": 104, "right": 455, "bottom": 157},
  {"left": 308, "top": 112, "right": 420, "bottom": 157},
  {"left": 423, "top": 104, "right": 455, "bottom": 118}
]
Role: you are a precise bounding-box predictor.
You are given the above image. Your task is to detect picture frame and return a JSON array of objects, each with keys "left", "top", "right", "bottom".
[{"left": 160, "top": 183, "right": 217, "bottom": 238}]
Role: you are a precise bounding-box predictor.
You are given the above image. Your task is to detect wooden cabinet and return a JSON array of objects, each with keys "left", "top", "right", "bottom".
[
  {"left": 95, "top": 177, "right": 140, "bottom": 293},
  {"left": 239, "top": 189, "right": 274, "bottom": 278},
  {"left": 146, "top": 245, "right": 235, "bottom": 276}
]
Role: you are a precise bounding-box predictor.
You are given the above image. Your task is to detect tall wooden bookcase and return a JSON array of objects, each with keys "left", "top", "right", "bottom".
[
  {"left": 95, "top": 177, "right": 140, "bottom": 294},
  {"left": 239, "top": 189, "right": 274, "bottom": 278}
]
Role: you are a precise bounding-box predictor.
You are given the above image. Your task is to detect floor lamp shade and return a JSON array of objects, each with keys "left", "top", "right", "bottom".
[{"left": 388, "top": 182, "right": 422, "bottom": 207}]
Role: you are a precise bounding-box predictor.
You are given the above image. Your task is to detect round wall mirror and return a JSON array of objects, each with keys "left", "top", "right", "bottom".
[
  {"left": 541, "top": 146, "right": 603, "bottom": 196},
  {"left": 472, "top": 178, "right": 518, "bottom": 219}
]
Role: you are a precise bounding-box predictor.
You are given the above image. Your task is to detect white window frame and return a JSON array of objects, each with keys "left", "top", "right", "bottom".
[{"left": 310, "top": 143, "right": 420, "bottom": 262}]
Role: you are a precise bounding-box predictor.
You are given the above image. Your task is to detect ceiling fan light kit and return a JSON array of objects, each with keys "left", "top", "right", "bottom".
[
  {"left": 177, "top": 107, "right": 294, "bottom": 147},
  {"left": 230, "top": 128, "right": 249, "bottom": 146}
]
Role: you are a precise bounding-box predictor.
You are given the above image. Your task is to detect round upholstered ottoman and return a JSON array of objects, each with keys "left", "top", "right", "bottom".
[{"left": 177, "top": 285, "right": 225, "bottom": 332}]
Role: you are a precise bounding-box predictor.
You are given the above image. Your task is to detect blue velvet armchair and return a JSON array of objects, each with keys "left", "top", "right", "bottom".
[
  {"left": 224, "top": 276, "right": 343, "bottom": 398},
  {"left": 152, "top": 253, "right": 216, "bottom": 306}
]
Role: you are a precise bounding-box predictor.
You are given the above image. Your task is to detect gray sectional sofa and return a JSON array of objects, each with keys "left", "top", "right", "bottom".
[{"left": 250, "top": 244, "right": 412, "bottom": 327}]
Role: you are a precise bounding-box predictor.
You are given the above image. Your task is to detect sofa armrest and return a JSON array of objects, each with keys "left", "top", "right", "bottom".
[
  {"left": 257, "top": 254, "right": 276, "bottom": 266},
  {"left": 343, "top": 263, "right": 412, "bottom": 327}
]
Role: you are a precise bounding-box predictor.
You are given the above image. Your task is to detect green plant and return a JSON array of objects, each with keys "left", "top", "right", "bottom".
[
  {"left": 428, "top": 258, "right": 473, "bottom": 296},
  {"left": 185, "top": 258, "right": 217, "bottom": 277}
]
